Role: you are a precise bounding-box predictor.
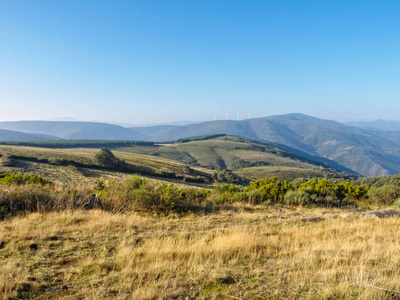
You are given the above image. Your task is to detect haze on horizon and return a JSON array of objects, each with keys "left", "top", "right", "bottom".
[{"left": 1, "top": 1, "right": 400, "bottom": 124}]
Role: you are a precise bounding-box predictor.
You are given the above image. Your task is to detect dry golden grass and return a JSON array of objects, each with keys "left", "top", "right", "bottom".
[
  {"left": 0, "top": 159, "right": 130, "bottom": 187},
  {"left": 0, "top": 144, "right": 212, "bottom": 176},
  {"left": 0, "top": 145, "right": 216, "bottom": 188},
  {"left": 1, "top": 207, "right": 400, "bottom": 299}
]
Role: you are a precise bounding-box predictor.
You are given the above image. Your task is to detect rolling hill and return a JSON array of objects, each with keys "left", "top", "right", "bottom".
[
  {"left": 0, "top": 121, "right": 147, "bottom": 140},
  {"left": 0, "top": 135, "right": 353, "bottom": 185},
  {"left": 129, "top": 114, "right": 400, "bottom": 177},
  {"left": 114, "top": 135, "right": 355, "bottom": 181},
  {"left": 0, "top": 129, "right": 61, "bottom": 142}
]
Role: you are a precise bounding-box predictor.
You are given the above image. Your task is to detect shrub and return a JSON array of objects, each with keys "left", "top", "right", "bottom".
[
  {"left": 245, "top": 177, "right": 293, "bottom": 204},
  {"left": 124, "top": 175, "right": 144, "bottom": 190},
  {"left": 368, "top": 185, "right": 400, "bottom": 205},
  {"left": 214, "top": 184, "right": 241, "bottom": 193},
  {"left": 284, "top": 190, "right": 312, "bottom": 206},
  {"left": 0, "top": 184, "right": 93, "bottom": 219},
  {"left": 0, "top": 174, "right": 52, "bottom": 186},
  {"left": 94, "top": 179, "right": 106, "bottom": 191}
]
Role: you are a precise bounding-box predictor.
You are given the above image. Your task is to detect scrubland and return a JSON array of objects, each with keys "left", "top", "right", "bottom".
[{"left": 1, "top": 146, "right": 400, "bottom": 299}]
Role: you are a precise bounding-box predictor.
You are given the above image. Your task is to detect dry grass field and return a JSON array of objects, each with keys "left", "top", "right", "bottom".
[
  {"left": 2, "top": 206, "right": 400, "bottom": 299},
  {"left": 0, "top": 145, "right": 215, "bottom": 188}
]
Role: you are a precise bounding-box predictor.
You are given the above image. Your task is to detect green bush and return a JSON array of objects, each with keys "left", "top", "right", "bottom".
[
  {"left": 0, "top": 174, "right": 52, "bottom": 186},
  {"left": 284, "top": 190, "right": 312, "bottom": 206},
  {"left": 245, "top": 177, "right": 293, "bottom": 204},
  {"left": 124, "top": 175, "right": 144, "bottom": 190},
  {"left": 367, "top": 185, "right": 399, "bottom": 205},
  {"left": 99, "top": 176, "right": 211, "bottom": 214}
]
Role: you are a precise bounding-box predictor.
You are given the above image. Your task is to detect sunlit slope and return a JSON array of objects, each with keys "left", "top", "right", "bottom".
[
  {"left": 116, "top": 135, "right": 350, "bottom": 181},
  {"left": 0, "top": 145, "right": 214, "bottom": 186},
  {"left": 129, "top": 113, "right": 400, "bottom": 176}
]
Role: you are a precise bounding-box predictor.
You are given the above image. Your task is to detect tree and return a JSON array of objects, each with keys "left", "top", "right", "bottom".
[{"left": 93, "top": 148, "right": 125, "bottom": 168}]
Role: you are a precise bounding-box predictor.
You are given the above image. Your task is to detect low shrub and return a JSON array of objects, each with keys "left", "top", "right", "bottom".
[
  {"left": 0, "top": 174, "right": 52, "bottom": 186},
  {"left": 367, "top": 185, "right": 399, "bottom": 205},
  {"left": 284, "top": 190, "right": 312, "bottom": 206}
]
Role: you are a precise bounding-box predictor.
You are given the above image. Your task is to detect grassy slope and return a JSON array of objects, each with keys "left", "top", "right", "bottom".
[
  {"left": 116, "top": 136, "right": 341, "bottom": 181},
  {"left": 0, "top": 135, "right": 348, "bottom": 187},
  {"left": 236, "top": 166, "right": 328, "bottom": 181},
  {"left": 128, "top": 114, "right": 400, "bottom": 177},
  {"left": 0, "top": 145, "right": 215, "bottom": 187},
  {"left": 1, "top": 208, "right": 399, "bottom": 299}
]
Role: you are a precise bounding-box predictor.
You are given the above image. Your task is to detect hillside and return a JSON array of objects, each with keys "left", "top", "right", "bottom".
[
  {"left": 115, "top": 135, "right": 354, "bottom": 181},
  {"left": 0, "top": 135, "right": 351, "bottom": 186},
  {"left": 346, "top": 120, "right": 400, "bottom": 131},
  {"left": 0, "top": 145, "right": 214, "bottom": 187},
  {"left": 0, "top": 121, "right": 147, "bottom": 140},
  {"left": 0, "top": 129, "right": 61, "bottom": 142},
  {"left": 129, "top": 114, "right": 400, "bottom": 177}
]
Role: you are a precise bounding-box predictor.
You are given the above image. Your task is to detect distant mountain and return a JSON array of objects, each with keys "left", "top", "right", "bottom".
[
  {"left": 361, "top": 130, "right": 400, "bottom": 147},
  {"left": 131, "top": 114, "right": 400, "bottom": 177},
  {"left": 0, "top": 121, "right": 147, "bottom": 140},
  {"left": 346, "top": 120, "right": 400, "bottom": 131},
  {"left": 0, "top": 129, "right": 61, "bottom": 142},
  {"left": 131, "top": 121, "right": 258, "bottom": 142},
  {"left": 45, "top": 117, "right": 80, "bottom": 121},
  {"left": 132, "top": 125, "right": 181, "bottom": 137}
]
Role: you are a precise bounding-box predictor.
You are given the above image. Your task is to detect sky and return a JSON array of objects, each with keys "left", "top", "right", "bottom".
[{"left": 1, "top": 0, "right": 400, "bottom": 124}]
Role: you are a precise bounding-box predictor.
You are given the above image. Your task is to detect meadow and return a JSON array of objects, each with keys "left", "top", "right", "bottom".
[
  {"left": 1, "top": 142, "right": 400, "bottom": 299},
  {"left": 2, "top": 206, "right": 400, "bottom": 299}
]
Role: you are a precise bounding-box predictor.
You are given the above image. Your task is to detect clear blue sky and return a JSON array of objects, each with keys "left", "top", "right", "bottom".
[{"left": 1, "top": 1, "right": 400, "bottom": 124}]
